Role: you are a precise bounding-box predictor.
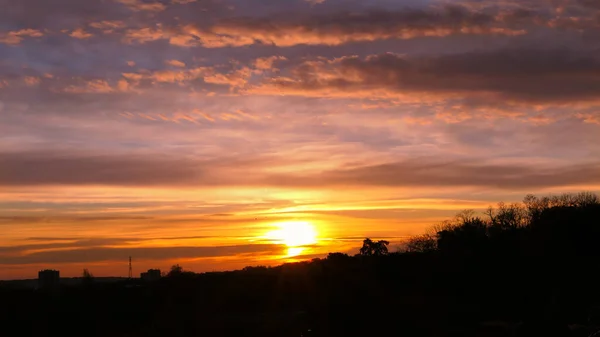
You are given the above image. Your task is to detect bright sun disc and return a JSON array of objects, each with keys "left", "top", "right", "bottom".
[{"left": 266, "top": 221, "right": 317, "bottom": 247}]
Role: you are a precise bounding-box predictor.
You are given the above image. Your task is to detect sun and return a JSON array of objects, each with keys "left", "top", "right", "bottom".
[{"left": 266, "top": 221, "right": 317, "bottom": 247}]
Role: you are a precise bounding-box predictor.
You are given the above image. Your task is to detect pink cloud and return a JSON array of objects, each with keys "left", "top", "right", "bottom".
[
  {"left": 0, "top": 29, "right": 43, "bottom": 45},
  {"left": 69, "top": 28, "right": 93, "bottom": 39},
  {"left": 165, "top": 59, "right": 186, "bottom": 68}
]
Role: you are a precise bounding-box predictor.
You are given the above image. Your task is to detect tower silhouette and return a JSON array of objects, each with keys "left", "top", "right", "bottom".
[{"left": 128, "top": 256, "right": 132, "bottom": 279}]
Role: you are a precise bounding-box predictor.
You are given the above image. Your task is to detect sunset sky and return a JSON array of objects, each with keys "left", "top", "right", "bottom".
[{"left": 1, "top": 0, "right": 600, "bottom": 280}]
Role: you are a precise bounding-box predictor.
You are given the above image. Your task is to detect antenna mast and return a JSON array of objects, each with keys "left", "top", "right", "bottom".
[{"left": 128, "top": 256, "right": 133, "bottom": 279}]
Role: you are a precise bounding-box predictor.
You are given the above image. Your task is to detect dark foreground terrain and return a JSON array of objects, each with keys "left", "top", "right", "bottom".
[{"left": 3, "top": 192, "right": 600, "bottom": 337}]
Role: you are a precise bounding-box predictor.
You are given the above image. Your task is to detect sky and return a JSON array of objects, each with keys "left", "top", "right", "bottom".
[{"left": 1, "top": 0, "right": 600, "bottom": 280}]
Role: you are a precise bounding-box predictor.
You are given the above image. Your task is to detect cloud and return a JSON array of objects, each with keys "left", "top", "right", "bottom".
[
  {"left": 63, "top": 80, "right": 121, "bottom": 94},
  {"left": 0, "top": 237, "right": 138, "bottom": 254},
  {"left": 123, "top": 27, "right": 170, "bottom": 44},
  {"left": 118, "top": 65, "right": 256, "bottom": 89},
  {"left": 0, "top": 244, "right": 284, "bottom": 265},
  {"left": 0, "top": 216, "right": 153, "bottom": 225},
  {"left": 69, "top": 28, "right": 94, "bottom": 39},
  {"left": 0, "top": 29, "right": 43, "bottom": 45},
  {"left": 203, "top": 67, "right": 253, "bottom": 88},
  {"left": 0, "top": 150, "right": 271, "bottom": 187},
  {"left": 115, "top": 0, "right": 166, "bottom": 12},
  {"left": 254, "top": 56, "right": 287, "bottom": 70},
  {"left": 2, "top": 150, "right": 600, "bottom": 190},
  {"left": 577, "top": 112, "right": 600, "bottom": 124},
  {"left": 116, "top": 4, "right": 533, "bottom": 48},
  {"left": 165, "top": 59, "right": 186, "bottom": 68},
  {"left": 0, "top": 0, "right": 592, "bottom": 50},
  {"left": 122, "top": 25, "right": 229, "bottom": 47},
  {"left": 248, "top": 49, "right": 600, "bottom": 104},
  {"left": 89, "top": 20, "right": 126, "bottom": 32},
  {"left": 123, "top": 66, "right": 209, "bottom": 83},
  {"left": 0, "top": 235, "right": 244, "bottom": 256},
  {"left": 23, "top": 77, "right": 41, "bottom": 86},
  {"left": 200, "top": 5, "right": 529, "bottom": 47},
  {"left": 279, "top": 160, "right": 600, "bottom": 190}
]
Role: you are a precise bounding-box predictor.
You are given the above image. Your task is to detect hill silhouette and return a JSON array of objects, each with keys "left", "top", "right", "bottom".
[{"left": 2, "top": 192, "right": 600, "bottom": 337}]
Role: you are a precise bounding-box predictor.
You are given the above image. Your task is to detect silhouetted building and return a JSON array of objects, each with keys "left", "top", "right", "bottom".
[
  {"left": 140, "top": 269, "right": 161, "bottom": 281},
  {"left": 38, "top": 269, "right": 60, "bottom": 289}
]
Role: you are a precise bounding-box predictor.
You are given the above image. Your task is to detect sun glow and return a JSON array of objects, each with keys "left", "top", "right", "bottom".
[
  {"left": 265, "top": 221, "right": 318, "bottom": 256},
  {"left": 286, "top": 247, "right": 306, "bottom": 257}
]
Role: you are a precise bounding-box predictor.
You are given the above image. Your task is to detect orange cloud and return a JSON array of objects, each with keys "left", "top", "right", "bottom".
[
  {"left": 121, "top": 65, "right": 252, "bottom": 89},
  {"left": 63, "top": 80, "right": 115, "bottom": 94},
  {"left": 246, "top": 50, "right": 600, "bottom": 104},
  {"left": 146, "top": 67, "right": 209, "bottom": 83},
  {"left": 175, "top": 25, "right": 251, "bottom": 48},
  {"left": 403, "top": 116, "right": 433, "bottom": 126},
  {"left": 122, "top": 73, "right": 145, "bottom": 81},
  {"left": 200, "top": 5, "right": 528, "bottom": 47},
  {"left": 70, "top": 28, "right": 93, "bottom": 39},
  {"left": 0, "top": 29, "right": 43, "bottom": 45},
  {"left": 577, "top": 113, "right": 600, "bottom": 125},
  {"left": 89, "top": 20, "right": 126, "bottom": 34},
  {"left": 123, "top": 27, "right": 168, "bottom": 44},
  {"left": 63, "top": 79, "right": 137, "bottom": 94},
  {"left": 115, "top": 0, "right": 166, "bottom": 12},
  {"left": 165, "top": 59, "right": 186, "bottom": 68},
  {"left": 117, "top": 79, "right": 133, "bottom": 92},
  {"left": 123, "top": 26, "right": 202, "bottom": 47},
  {"left": 235, "top": 109, "right": 259, "bottom": 120},
  {"left": 192, "top": 109, "right": 216, "bottom": 122},
  {"left": 23, "top": 76, "right": 41, "bottom": 86},
  {"left": 208, "top": 25, "right": 524, "bottom": 48},
  {"left": 203, "top": 67, "right": 253, "bottom": 88},
  {"left": 119, "top": 5, "right": 531, "bottom": 49},
  {"left": 254, "top": 56, "right": 287, "bottom": 70},
  {"left": 147, "top": 70, "right": 188, "bottom": 83}
]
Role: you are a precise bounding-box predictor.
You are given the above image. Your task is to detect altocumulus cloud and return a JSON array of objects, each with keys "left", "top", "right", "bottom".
[{"left": 249, "top": 49, "right": 600, "bottom": 104}]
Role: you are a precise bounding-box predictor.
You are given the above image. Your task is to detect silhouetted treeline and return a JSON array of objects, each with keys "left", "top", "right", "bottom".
[{"left": 2, "top": 192, "right": 600, "bottom": 337}]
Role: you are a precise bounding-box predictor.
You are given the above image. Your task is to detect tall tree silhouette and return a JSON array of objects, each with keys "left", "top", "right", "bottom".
[
  {"left": 359, "top": 238, "right": 389, "bottom": 256},
  {"left": 82, "top": 268, "right": 94, "bottom": 286}
]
